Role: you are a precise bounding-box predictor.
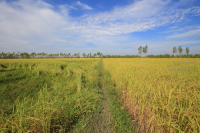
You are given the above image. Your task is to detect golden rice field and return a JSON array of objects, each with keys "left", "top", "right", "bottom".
[
  {"left": 0, "top": 58, "right": 199, "bottom": 133},
  {"left": 104, "top": 58, "right": 200, "bottom": 133}
]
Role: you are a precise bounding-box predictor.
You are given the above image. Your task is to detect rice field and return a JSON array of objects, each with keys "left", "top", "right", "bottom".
[
  {"left": 0, "top": 59, "right": 103, "bottom": 132},
  {"left": 0, "top": 58, "right": 199, "bottom": 133},
  {"left": 104, "top": 58, "right": 200, "bottom": 133}
]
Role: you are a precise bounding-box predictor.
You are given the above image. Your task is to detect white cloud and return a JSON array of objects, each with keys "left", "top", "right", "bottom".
[
  {"left": 59, "top": 4, "right": 77, "bottom": 16},
  {"left": 149, "top": 40, "right": 200, "bottom": 47},
  {"left": 169, "top": 26, "right": 178, "bottom": 29},
  {"left": 168, "top": 29, "right": 200, "bottom": 38},
  {"left": 0, "top": 0, "right": 75, "bottom": 53},
  {"left": 76, "top": 1, "right": 92, "bottom": 10},
  {"left": 0, "top": 0, "right": 200, "bottom": 54},
  {"left": 75, "top": 0, "right": 200, "bottom": 36},
  {"left": 0, "top": 0, "right": 68, "bottom": 37},
  {"left": 162, "top": 25, "right": 197, "bottom": 34}
]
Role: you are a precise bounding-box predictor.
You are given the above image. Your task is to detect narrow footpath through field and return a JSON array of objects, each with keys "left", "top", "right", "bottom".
[
  {"left": 71, "top": 59, "right": 135, "bottom": 133},
  {"left": 95, "top": 59, "right": 113, "bottom": 132}
]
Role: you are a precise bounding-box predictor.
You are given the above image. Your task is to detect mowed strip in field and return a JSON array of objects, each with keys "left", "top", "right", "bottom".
[
  {"left": 104, "top": 58, "right": 200, "bottom": 133},
  {"left": 0, "top": 58, "right": 199, "bottom": 133}
]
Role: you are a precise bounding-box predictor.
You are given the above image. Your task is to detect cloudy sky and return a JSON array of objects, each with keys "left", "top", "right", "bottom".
[{"left": 0, "top": 0, "right": 200, "bottom": 55}]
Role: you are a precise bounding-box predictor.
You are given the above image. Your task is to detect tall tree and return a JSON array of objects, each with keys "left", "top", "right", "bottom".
[
  {"left": 143, "top": 45, "right": 148, "bottom": 55},
  {"left": 0, "top": 53, "right": 3, "bottom": 58},
  {"left": 30, "top": 52, "right": 36, "bottom": 58},
  {"left": 78, "top": 52, "right": 80, "bottom": 58},
  {"left": 41, "top": 52, "right": 45, "bottom": 58},
  {"left": 2, "top": 53, "right": 6, "bottom": 58},
  {"left": 173, "top": 47, "right": 177, "bottom": 54},
  {"left": 138, "top": 46, "right": 143, "bottom": 56},
  {"left": 178, "top": 46, "right": 183, "bottom": 57},
  {"left": 56, "top": 53, "right": 58, "bottom": 58},
  {"left": 82, "top": 53, "right": 86, "bottom": 58},
  {"left": 74, "top": 53, "right": 78, "bottom": 58},
  {"left": 94, "top": 53, "right": 97, "bottom": 58},
  {"left": 20, "top": 53, "right": 25, "bottom": 58},
  {"left": 186, "top": 47, "right": 190, "bottom": 55},
  {"left": 60, "top": 53, "right": 63, "bottom": 58},
  {"left": 37, "top": 53, "right": 41, "bottom": 58},
  {"left": 97, "top": 52, "right": 101, "bottom": 57},
  {"left": 100, "top": 53, "right": 103, "bottom": 58},
  {"left": 63, "top": 53, "right": 67, "bottom": 58},
  {"left": 24, "top": 52, "right": 30, "bottom": 58},
  {"left": 45, "top": 53, "right": 48, "bottom": 58}
]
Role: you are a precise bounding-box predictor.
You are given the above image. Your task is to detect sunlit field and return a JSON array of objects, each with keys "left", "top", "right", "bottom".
[
  {"left": 104, "top": 58, "right": 200, "bottom": 133},
  {"left": 0, "top": 59, "right": 103, "bottom": 132},
  {"left": 0, "top": 58, "right": 199, "bottom": 133}
]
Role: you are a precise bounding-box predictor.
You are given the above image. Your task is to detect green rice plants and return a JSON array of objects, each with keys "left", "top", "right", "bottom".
[
  {"left": 0, "top": 64, "right": 7, "bottom": 68},
  {"left": 0, "top": 58, "right": 104, "bottom": 132},
  {"left": 60, "top": 64, "right": 67, "bottom": 71},
  {"left": 69, "top": 69, "right": 74, "bottom": 76},
  {"left": 38, "top": 70, "right": 42, "bottom": 75},
  {"left": 80, "top": 73, "right": 87, "bottom": 87},
  {"left": 18, "top": 64, "right": 22, "bottom": 68}
]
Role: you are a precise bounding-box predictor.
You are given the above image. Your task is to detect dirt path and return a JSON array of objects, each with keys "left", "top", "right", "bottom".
[
  {"left": 72, "top": 59, "right": 113, "bottom": 133},
  {"left": 98, "top": 61, "right": 112, "bottom": 132},
  {"left": 71, "top": 59, "right": 135, "bottom": 133},
  {"left": 90, "top": 59, "right": 113, "bottom": 133}
]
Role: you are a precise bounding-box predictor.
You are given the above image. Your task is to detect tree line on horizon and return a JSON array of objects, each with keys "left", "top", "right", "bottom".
[
  {"left": 0, "top": 46, "right": 200, "bottom": 59},
  {"left": 0, "top": 52, "right": 104, "bottom": 59}
]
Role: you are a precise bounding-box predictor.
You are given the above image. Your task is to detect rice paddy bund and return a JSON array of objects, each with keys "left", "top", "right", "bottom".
[{"left": 0, "top": 58, "right": 199, "bottom": 133}]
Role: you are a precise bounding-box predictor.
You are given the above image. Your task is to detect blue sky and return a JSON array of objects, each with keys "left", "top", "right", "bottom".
[{"left": 0, "top": 0, "right": 200, "bottom": 55}]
